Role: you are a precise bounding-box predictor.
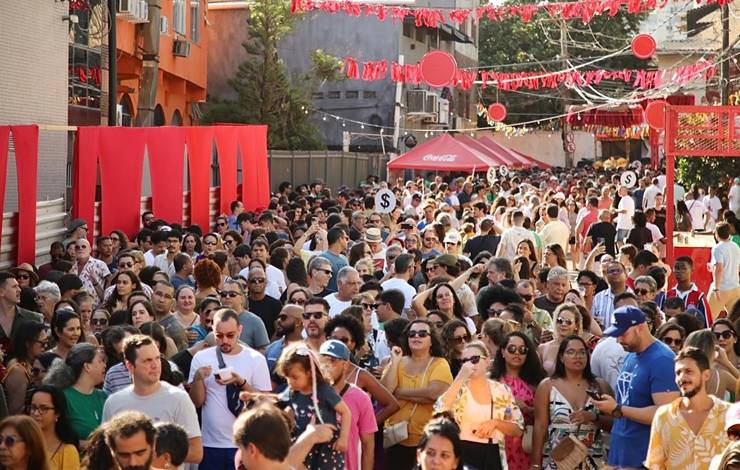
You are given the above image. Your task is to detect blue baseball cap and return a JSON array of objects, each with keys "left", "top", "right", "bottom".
[
  {"left": 604, "top": 306, "right": 646, "bottom": 337},
  {"left": 319, "top": 340, "right": 350, "bottom": 361}
]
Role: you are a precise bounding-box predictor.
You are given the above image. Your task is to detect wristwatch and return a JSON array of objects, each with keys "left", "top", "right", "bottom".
[{"left": 612, "top": 404, "right": 623, "bottom": 418}]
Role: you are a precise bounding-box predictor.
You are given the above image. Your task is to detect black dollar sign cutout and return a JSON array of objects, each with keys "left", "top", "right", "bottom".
[{"left": 380, "top": 193, "right": 391, "bottom": 209}]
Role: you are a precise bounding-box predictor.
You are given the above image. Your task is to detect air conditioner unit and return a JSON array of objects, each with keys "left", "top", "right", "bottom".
[
  {"left": 160, "top": 16, "right": 169, "bottom": 34},
  {"left": 437, "top": 98, "right": 450, "bottom": 125},
  {"left": 130, "top": 0, "right": 149, "bottom": 23},
  {"left": 407, "top": 89, "right": 427, "bottom": 113},
  {"left": 117, "top": 0, "right": 134, "bottom": 18},
  {"left": 173, "top": 39, "right": 191, "bottom": 57},
  {"left": 425, "top": 92, "right": 439, "bottom": 115}
]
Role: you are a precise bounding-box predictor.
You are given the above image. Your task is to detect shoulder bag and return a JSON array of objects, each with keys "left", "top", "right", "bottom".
[
  {"left": 215, "top": 348, "right": 245, "bottom": 417},
  {"left": 383, "top": 357, "right": 433, "bottom": 448}
]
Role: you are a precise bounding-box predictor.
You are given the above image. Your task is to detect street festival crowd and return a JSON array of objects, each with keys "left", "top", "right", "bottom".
[{"left": 0, "top": 164, "right": 739, "bottom": 470}]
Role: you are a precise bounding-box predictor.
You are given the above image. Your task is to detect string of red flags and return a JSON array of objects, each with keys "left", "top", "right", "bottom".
[
  {"left": 291, "top": 0, "right": 733, "bottom": 27},
  {"left": 342, "top": 56, "right": 716, "bottom": 91}
]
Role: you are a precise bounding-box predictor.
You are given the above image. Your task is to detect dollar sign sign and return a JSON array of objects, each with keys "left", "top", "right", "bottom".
[{"left": 380, "top": 193, "right": 391, "bottom": 209}]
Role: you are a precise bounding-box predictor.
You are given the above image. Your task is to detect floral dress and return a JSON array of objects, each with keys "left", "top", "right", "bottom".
[
  {"left": 501, "top": 376, "right": 535, "bottom": 470},
  {"left": 544, "top": 386, "right": 604, "bottom": 470}
]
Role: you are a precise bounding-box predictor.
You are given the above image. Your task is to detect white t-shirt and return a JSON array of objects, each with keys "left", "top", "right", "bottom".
[
  {"left": 188, "top": 346, "right": 271, "bottom": 448},
  {"left": 703, "top": 195, "right": 722, "bottom": 226},
  {"left": 380, "top": 277, "right": 417, "bottom": 314},
  {"left": 498, "top": 226, "right": 534, "bottom": 259},
  {"left": 730, "top": 184, "right": 740, "bottom": 215},
  {"left": 325, "top": 292, "right": 352, "bottom": 318},
  {"left": 687, "top": 199, "right": 708, "bottom": 231},
  {"left": 590, "top": 336, "right": 627, "bottom": 392},
  {"left": 102, "top": 382, "right": 201, "bottom": 439},
  {"left": 657, "top": 175, "right": 666, "bottom": 191},
  {"left": 643, "top": 185, "right": 660, "bottom": 209},
  {"left": 711, "top": 240, "right": 740, "bottom": 291},
  {"left": 646, "top": 222, "right": 663, "bottom": 242},
  {"left": 538, "top": 220, "right": 570, "bottom": 252},
  {"left": 616, "top": 195, "right": 635, "bottom": 230},
  {"left": 238, "top": 267, "right": 281, "bottom": 300},
  {"left": 153, "top": 253, "right": 176, "bottom": 278}
]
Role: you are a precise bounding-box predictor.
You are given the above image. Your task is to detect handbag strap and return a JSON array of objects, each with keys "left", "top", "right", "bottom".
[
  {"left": 215, "top": 347, "right": 226, "bottom": 369},
  {"left": 407, "top": 357, "right": 434, "bottom": 420}
]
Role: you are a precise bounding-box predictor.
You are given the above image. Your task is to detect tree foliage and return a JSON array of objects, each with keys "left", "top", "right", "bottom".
[
  {"left": 201, "top": 0, "right": 341, "bottom": 150},
  {"left": 676, "top": 157, "right": 740, "bottom": 188},
  {"left": 478, "top": 4, "right": 648, "bottom": 124}
]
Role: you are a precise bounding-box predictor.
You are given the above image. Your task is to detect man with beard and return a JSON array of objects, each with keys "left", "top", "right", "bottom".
[
  {"left": 188, "top": 309, "right": 271, "bottom": 469},
  {"left": 592, "top": 306, "right": 679, "bottom": 469},
  {"left": 645, "top": 347, "right": 730, "bottom": 470},
  {"left": 303, "top": 297, "right": 329, "bottom": 353},
  {"left": 104, "top": 411, "right": 157, "bottom": 470},
  {"left": 265, "top": 304, "right": 305, "bottom": 389},
  {"left": 103, "top": 335, "right": 202, "bottom": 465}
]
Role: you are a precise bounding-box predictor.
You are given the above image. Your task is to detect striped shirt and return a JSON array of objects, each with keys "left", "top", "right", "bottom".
[{"left": 592, "top": 287, "right": 632, "bottom": 329}]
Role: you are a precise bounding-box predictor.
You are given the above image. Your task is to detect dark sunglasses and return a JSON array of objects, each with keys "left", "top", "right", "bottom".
[
  {"left": 518, "top": 294, "right": 533, "bottom": 301},
  {"left": 219, "top": 291, "right": 241, "bottom": 298},
  {"left": 729, "top": 428, "right": 740, "bottom": 440},
  {"left": 634, "top": 289, "right": 652, "bottom": 296},
  {"left": 662, "top": 337, "right": 683, "bottom": 347},
  {"left": 506, "top": 345, "right": 529, "bottom": 355},
  {"left": 0, "top": 435, "right": 21, "bottom": 447},
  {"left": 460, "top": 355, "right": 482, "bottom": 364},
  {"left": 557, "top": 317, "right": 576, "bottom": 326},
  {"left": 118, "top": 262, "right": 135, "bottom": 269},
  {"left": 16, "top": 274, "right": 30, "bottom": 280},
  {"left": 361, "top": 303, "right": 378, "bottom": 310},
  {"left": 714, "top": 330, "right": 735, "bottom": 340},
  {"left": 302, "top": 312, "right": 324, "bottom": 320},
  {"left": 315, "top": 269, "right": 332, "bottom": 275},
  {"left": 425, "top": 266, "right": 436, "bottom": 272},
  {"left": 407, "top": 330, "right": 430, "bottom": 338},
  {"left": 453, "top": 335, "right": 470, "bottom": 344},
  {"left": 217, "top": 222, "right": 227, "bottom": 227},
  {"left": 289, "top": 298, "right": 307, "bottom": 305},
  {"left": 204, "top": 241, "right": 217, "bottom": 246},
  {"left": 91, "top": 318, "right": 108, "bottom": 325},
  {"left": 248, "top": 278, "right": 266, "bottom": 284}
]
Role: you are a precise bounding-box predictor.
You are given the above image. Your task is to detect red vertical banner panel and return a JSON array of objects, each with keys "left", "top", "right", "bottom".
[
  {"left": 10, "top": 126, "right": 39, "bottom": 264},
  {"left": 186, "top": 127, "right": 214, "bottom": 231},
  {"left": 98, "top": 128, "right": 146, "bottom": 239},
  {"left": 214, "top": 126, "right": 239, "bottom": 215},
  {"left": 237, "top": 126, "right": 269, "bottom": 211},
  {"left": 72, "top": 127, "right": 100, "bottom": 241},
  {"left": 0, "top": 128, "right": 9, "bottom": 250},
  {"left": 147, "top": 127, "right": 186, "bottom": 225}
]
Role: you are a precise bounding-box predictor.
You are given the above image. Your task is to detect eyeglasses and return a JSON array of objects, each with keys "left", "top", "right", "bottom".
[
  {"left": 564, "top": 349, "right": 588, "bottom": 358},
  {"left": 661, "top": 337, "right": 683, "bottom": 347},
  {"left": 224, "top": 239, "right": 234, "bottom": 245},
  {"left": 27, "top": 405, "right": 55, "bottom": 415},
  {"left": 204, "top": 241, "right": 217, "bottom": 246},
  {"left": 518, "top": 294, "right": 533, "bottom": 301},
  {"left": 17, "top": 274, "right": 30, "bottom": 280},
  {"left": 634, "top": 289, "right": 653, "bottom": 296},
  {"left": 248, "top": 278, "right": 266, "bottom": 284},
  {"left": 557, "top": 317, "right": 576, "bottom": 326},
  {"left": 302, "top": 312, "right": 324, "bottom": 320},
  {"left": 361, "top": 303, "right": 378, "bottom": 310},
  {"left": 425, "top": 266, "right": 436, "bottom": 273},
  {"left": 0, "top": 435, "right": 22, "bottom": 447},
  {"left": 91, "top": 318, "right": 108, "bottom": 326},
  {"left": 488, "top": 307, "right": 504, "bottom": 317},
  {"left": 505, "top": 345, "right": 529, "bottom": 355},
  {"left": 407, "top": 330, "right": 430, "bottom": 338},
  {"left": 34, "top": 339, "right": 49, "bottom": 349},
  {"left": 607, "top": 268, "right": 624, "bottom": 275},
  {"left": 453, "top": 335, "right": 470, "bottom": 344},
  {"left": 30, "top": 367, "right": 45, "bottom": 376},
  {"left": 289, "top": 298, "right": 307, "bottom": 306},
  {"left": 217, "top": 222, "right": 227, "bottom": 227},
  {"left": 75, "top": 245, "right": 88, "bottom": 250},
  {"left": 714, "top": 330, "right": 735, "bottom": 340},
  {"left": 118, "top": 262, "right": 135, "bottom": 269},
  {"left": 315, "top": 269, "right": 332, "bottom": 276},
  {"left": 219, "top": 291, "right": 241, "bottom": 298},
  {"left": 460, "top": 355, "right": 482, "bottom": 364}
]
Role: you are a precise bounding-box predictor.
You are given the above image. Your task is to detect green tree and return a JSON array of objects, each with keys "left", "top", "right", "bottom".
[
  {"left": 478, "top": 4, "right": 648, "bottom": 125},
  {"left": 677, "top": 157, "right": 740, "bottom": 188},
  {"left": 201, "top": 0, "right": 342, "bottom": 150}
]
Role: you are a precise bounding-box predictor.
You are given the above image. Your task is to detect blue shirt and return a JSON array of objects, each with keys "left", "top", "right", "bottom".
[
  {"left": 608, "top": 340, "right": 678, "bottom": 468},
  {"left": 320, "top": 250, "right": 348, "bottom": 292}
]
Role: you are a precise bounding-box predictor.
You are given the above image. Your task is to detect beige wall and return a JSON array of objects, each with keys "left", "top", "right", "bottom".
[
  {"left": 487, "top": 131, "right": 597, "bottom": 168},
  {"left": 0, "top": 1, "right": 69, "bottom": 210}
]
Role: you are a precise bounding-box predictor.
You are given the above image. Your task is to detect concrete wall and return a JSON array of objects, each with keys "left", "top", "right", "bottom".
[
  {"left": 0, "top": 1, "right": 69, "bottom": 210},
  {"left": 487, "top": 130, "right": 597, "bottom": 168},
  {"left": 206, "top": 5, "right": 251, "bottom": 102}
]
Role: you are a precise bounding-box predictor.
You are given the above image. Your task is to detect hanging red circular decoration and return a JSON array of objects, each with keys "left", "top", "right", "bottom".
[
  {"left": 488, "top": 103, "right": 507, "bottom": 122},
  {"left": 644, "top": 100, "right": 667, "bottom": 129},
  {"left": 420, "top": 51, "right": 458, "bottom": 88},
  {"left": 631, "top": 34, "right": 657, "bottom": 60}
]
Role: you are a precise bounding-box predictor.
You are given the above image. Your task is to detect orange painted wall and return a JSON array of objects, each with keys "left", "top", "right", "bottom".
[{"left": 116, "top": 0, "right": 208, "bottom": 125}]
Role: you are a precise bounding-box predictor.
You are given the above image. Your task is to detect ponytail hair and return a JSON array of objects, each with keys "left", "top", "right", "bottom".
[{"left": 43, "top": 343, "right": 98, "bottom": 389}]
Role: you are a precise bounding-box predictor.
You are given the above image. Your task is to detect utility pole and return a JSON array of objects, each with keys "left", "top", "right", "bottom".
[
  {"left": 108, "top": 0, "right": 117, "bottom": 126},
  {"left": 720, "top": 3, "right": 730, "bottom": 105},
  {"left": 560, "top": 20, "right": 575, "bottom": 168},
  {"left": 136, "top": 0, "right": 161, "bottom": 126}
]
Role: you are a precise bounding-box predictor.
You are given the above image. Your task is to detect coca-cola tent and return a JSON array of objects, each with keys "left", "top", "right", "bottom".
[
  {"left": 454, "top": 134, "right": 517, "bottom": 167},
  {"left": 476, "top": 136, "right": 553, "bottom": 169},
  {"left": 388, "top": 133, "right": 499, "bottom": 172}
]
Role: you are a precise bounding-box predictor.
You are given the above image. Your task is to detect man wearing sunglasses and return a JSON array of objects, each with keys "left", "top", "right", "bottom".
[
  {"left": 246, "top": 267, "right": 281, "bottom": 339},
  {"left": 592, "top": 261, "right": 632, "bottom": 329},
  {"left": 218, "top": 279, "right": 269, "bottom": 352},
  {"left": 646, "top": 347, "right": 730, "bottom": 470},
  {"left": 302, "top": 297, "right": 329, "bottom": 353},
  {"left": 265, "top": 304, "right": 305, "bottom": 389}
]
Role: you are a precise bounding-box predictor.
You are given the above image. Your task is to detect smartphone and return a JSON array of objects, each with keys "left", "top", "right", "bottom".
[
  {"left": 585, "top": 389, "right": 602, "bottom": 400},
  {"left": 401, "top": 223, "right": 413, "bottom": 229},
  {"left": 214, "top": 373, "right": 221, "bottom": 380},
  {"left": 597, "top": 237, "right": 606, "bottom": 245}
]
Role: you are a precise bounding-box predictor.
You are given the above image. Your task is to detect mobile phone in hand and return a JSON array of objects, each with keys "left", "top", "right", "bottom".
[{"left": 585, "top": 389, "right": 602, "bottom": 400}]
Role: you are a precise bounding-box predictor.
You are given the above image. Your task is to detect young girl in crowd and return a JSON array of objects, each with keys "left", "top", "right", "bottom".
[{"left": 276, "top": 344, "right": 352, "bottom": 470}]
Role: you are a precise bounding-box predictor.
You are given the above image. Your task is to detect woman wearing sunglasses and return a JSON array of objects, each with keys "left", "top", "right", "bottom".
[
  {"left": 537, "top": 303, "right": 583, "bottom": 376},
  {"left": 490, "top": 332, "right": 547, "bottom": 470},
  {"left": 532, "top": 335, "right": 612, "bottom": 470},
  {"left": 0, "top": 415, "right": 51, "bottom": 470},
  {"left": 655, "top": 323, "right": 686, "bottom": 354},
  {"left": 436, "top": 340, "right": 524, "bottom": 470},
  {"left": 712, "top": 319, "right": 740, "bottom": 372},
  {"left": 381, "top": 319, "right": 453, "bottom": 470},
  {"left": 441, "top": 319, "right": 471, "bottom": 377},
  {"left": 684, "top": 329, "right": 739, "bottom": 401},
  {"left": 3, "top": 322, "right": 48, "bottom": 415}
]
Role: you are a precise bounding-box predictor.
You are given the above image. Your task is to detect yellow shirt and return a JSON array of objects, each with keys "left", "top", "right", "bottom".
[
  {"left": 385, "top": 357, "right": 453, "bottom": 447},
  {"left": 49, "top": 443, "right": 80, "bottom": 470},
  {"left": 645, "top": 396, "right": 730, "bottom": 470}
]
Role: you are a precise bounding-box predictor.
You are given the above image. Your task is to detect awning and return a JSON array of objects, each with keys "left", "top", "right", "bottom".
[
  {"left": 388, "top": 133, "right": 499, "bottom": 172},
  {"left": 476, "top": 136, "right": 535, "bottom": 168},
  {"left": 454, "top": 134, "right": 517, "bottom": 167}
]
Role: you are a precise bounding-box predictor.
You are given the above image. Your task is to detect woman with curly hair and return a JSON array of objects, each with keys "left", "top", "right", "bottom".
[
  {"left": 440, "top": 319, "right": 471, "bottom": 377},
  {"left": 109, "top": 230, "right": 129, "bottom": 258},
  {"left": 537, "top": 303, "right": 583, "bottom": 376},
  {"left": 193, "top": 258, "right": 221, "bottom": 302},
  {"left": 104, "top": 271, "right": 143, "bottom": 313},
  {"left": 182, "top": 232, "right": 201, "bottom": 259},
  {"left": 412, "top": 282, "right": 476, "bottom": 335}
]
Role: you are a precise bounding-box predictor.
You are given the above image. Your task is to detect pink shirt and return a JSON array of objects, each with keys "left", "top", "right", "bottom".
[{"left": 341, "top": 384, "right": 378, "bottom": 470}]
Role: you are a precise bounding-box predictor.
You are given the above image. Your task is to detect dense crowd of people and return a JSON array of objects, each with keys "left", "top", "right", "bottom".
[{"left": 0, "top": 166, "right": 738, "bottom": 470}]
